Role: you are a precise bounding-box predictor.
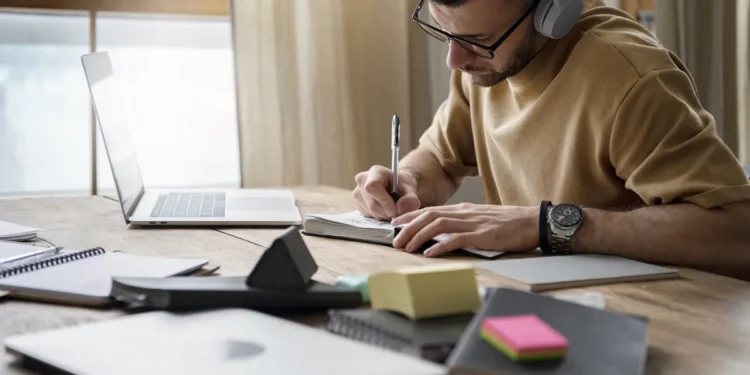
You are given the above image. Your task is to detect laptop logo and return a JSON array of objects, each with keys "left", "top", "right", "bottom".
[{"left": 225, "top": 340, "right": 265, "bottom": 360}]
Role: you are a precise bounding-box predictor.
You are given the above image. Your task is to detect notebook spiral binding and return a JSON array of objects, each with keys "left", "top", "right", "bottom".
[
  {"left": 0, "top": 247, "right": 106, "bottom": 279},
  {"left": 325, "top": 312, "right": 414, "bottom": 354}
]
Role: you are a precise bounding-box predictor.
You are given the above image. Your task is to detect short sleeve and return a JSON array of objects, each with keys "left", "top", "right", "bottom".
[
  {"left": 610, "top": 68, "right": 750, "bottom": 209},
  {"left": 417, "top": 70, "right": 478, "bottom": 178}
]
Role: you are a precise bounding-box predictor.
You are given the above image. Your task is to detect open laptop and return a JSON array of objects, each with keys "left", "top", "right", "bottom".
[
  {"left": 4, "top": 308, "right": 445, "bottom": 375},
  {"left": 80, "top": 52, "right": 301, "bottom": 227}
]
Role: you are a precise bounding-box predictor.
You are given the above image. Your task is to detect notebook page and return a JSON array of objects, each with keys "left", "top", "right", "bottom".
[
  {"left": 0, "top": 251, "right": 208, "bottom": 300},
  {"left": 306, "top": 211, "right": 395, "bottom": 230}
]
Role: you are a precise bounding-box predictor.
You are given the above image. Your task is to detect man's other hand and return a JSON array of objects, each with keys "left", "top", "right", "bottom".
[
  {"left": 353, "top": 166, "right": 421, "bottom": 220},
  {"left": 391, "top": 203, "right": 538, "bottom": 257}
]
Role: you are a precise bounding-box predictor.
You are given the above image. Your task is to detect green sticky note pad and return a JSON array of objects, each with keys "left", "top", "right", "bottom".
[{"left": 335, "top": 274, "right": 370, "bottom": 303}]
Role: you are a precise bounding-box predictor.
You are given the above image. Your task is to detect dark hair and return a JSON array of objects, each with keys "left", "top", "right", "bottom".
[
  {"left": 428, "top": 0, "right": 470, "bottom": 7},
  {"left": 428, "top": 0, "right": 532, "bottom": 8}
]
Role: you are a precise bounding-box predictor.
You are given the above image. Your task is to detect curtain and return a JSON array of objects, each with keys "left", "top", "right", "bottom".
[
  {"left": 229, "top": 0, "right": 439, "bottom": 189},
  {"left": 654, "top": 0, "right": 750, "bottom": 165}
]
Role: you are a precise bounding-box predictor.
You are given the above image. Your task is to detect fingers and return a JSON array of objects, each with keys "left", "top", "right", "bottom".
[
  {"left": 404, "top": 217, "right": 472, "bottom": 253},
  {"left": 391, "top": 210, "right": 422, "bottom": 226},
  {"left": 354, "top": 171, "right": 368, "bottom": 186},
  {"left": 356, "top": 202, "right": 373, "bottom": 218},
  {"left": 353, "top": 166, "right": 424, "bottom": 220},
  {"left": 393, "top": 209, "right": 471, "bottom": 249},
  {"left": 353, "top": 166, "right": 401, "bottom": 220},
  {"left": 353, "top": 186, "right": 388, "bottom": 220},
  {"left": 391, "top": 203, "right": 473, "bottom": 226},
  {"left": 423, "top": 233, "right": 469, "bottom": 257},
  {"left": 363, "top": 165, "right": 398, "bottom": 217},
  {"left": 395, "top": 193, "right": 420, "bottom": 216}
]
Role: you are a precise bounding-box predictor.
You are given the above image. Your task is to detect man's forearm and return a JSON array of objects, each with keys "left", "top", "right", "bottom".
[
  {"left": 400, "top": 148, "right": 462, "bottom": 207},
  {"left": 572, "top": 201, "right": 750, "bottom": 280}
]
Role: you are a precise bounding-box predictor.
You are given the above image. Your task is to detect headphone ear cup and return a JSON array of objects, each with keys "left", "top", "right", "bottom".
[
  {"left": 534, "top": 0, "right": 554, "bottom": 37},
  {"left": 534, "top": 0, "right": 584, "bottom": 39}
]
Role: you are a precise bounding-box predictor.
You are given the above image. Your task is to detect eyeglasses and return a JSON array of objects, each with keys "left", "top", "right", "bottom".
[{"left": 412, "top": 0, "right": 539, "bottom": 59}]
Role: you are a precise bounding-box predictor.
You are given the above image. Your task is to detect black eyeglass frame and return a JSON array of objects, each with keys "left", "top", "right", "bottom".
[{"left": 412, "top": 0, "right": 540, "bottom": 59}]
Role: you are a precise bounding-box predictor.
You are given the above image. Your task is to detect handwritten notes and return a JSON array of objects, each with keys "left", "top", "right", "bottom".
[{"left": 305, "top": 211, "right": 396, "bottom": 230}]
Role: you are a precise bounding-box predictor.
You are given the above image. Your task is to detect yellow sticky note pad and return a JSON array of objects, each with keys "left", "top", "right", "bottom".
[{"left": 368, "top": 263, "right": 481, "bottom": 320}]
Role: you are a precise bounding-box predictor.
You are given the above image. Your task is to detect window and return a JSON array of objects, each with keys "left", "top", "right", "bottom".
[
  {"left": 95, "top": 13, "right": 239, "bottom": 193},
  {"left": 0, "top": 7, "right": 239, "bottom": 197},
  {"left": 0, "top": 11, "right": 91, "bottom": 195}
]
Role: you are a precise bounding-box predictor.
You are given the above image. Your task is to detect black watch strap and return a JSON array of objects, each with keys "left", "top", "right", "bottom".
[{"left": 539, "top": 200, "right": 551, "bottom": 253}]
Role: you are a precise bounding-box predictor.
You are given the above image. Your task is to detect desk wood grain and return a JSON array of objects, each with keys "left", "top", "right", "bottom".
[{"left": 1, "top": 186, "right": 750, "bottom": 374}]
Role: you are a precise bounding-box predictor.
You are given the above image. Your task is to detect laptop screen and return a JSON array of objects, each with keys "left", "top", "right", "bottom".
[{"left": 81, "top": 52, "right": 144, "bottom": 218}]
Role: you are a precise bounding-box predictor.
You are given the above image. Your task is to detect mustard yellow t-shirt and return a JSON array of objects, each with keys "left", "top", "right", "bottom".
[{"left": 418, "top": 5, "right": 750, "bottom": 210}]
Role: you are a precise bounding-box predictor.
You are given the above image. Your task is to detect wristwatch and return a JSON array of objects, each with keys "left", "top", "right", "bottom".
[{"left": 546, "top": 203, "right": 584, "bottom": 255}]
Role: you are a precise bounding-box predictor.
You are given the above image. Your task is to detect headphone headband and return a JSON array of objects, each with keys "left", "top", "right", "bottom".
[{"left": 534, "top": 0, "right": 584, "bottom": 39}]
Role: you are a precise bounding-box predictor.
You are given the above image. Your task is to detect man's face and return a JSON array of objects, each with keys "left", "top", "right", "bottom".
[{"left": 428, "top": 0, "right": 540, "bottom": 87}]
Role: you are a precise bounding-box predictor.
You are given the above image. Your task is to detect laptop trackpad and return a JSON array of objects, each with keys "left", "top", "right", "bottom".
[{"left": 226, "top": 197, "right": 295, "bottom": 212}]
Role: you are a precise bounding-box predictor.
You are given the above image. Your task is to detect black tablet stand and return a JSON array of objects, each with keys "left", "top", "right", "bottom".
[
  {"left": 110, "top": 227, "right": 364, "bottom": 311},
  {"left": 245, "top": 226, "right": 318, "bottom": 290}
]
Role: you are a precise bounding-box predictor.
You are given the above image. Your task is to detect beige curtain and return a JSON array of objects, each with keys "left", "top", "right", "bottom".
[
  {"left": 229, "top": 0, "right": 440, "bottom": 189},
  {"left": 654, "top": 0, "right": 750, "bottom": 165}
]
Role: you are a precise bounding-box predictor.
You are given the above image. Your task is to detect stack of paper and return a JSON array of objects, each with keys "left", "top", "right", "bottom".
[
  {"left": 0, "top": 220, "right": 42, "bottom": 241},
  {"left": 368, "top": 263, "right": 482, "bottom": 319}
]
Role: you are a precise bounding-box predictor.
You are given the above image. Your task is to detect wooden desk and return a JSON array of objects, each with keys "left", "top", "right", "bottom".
[{"left": 1, "top": 186, "right": 749, "bottom": 374}]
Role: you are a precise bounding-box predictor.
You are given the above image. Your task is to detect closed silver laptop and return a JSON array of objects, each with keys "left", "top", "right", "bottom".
[
  {"left": 4, "top": 308, "right": 445, "bottom": 375},
  {"left": 80, "top": 52, "right": 301, "bottom": 227}
]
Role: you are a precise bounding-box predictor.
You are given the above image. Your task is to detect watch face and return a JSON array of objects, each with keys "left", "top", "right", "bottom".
[{"left": 551, "top": 204, "right": 582, "bottom": 228}]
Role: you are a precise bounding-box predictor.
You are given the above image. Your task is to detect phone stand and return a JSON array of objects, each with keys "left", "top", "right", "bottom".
[{"left": 245, "top": 227, "right": 318, "bottom": 290}]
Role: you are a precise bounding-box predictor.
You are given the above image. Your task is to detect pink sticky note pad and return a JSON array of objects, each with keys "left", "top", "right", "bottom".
[{"left": 481, "top": 314, "right": 568, "bottom": 352}]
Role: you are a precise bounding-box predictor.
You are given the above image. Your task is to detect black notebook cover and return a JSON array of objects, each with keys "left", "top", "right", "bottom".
[
  {"left": 446, "top": 288, "right": 649, "bottom": 375},
  {"left": 326, "top": 309, "right": 475, "bottom": 363}
]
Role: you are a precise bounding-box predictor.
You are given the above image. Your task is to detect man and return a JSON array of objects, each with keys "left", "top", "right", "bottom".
[{"left": 352, "top": 0, "right": 750, "bottom": 281}]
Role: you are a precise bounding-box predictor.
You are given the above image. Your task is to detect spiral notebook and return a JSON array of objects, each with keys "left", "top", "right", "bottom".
[
  {"left": 0, "top": 247, "right": 210, "bottom": 306},
  {"left": 325, "top": 309, "right": 475, "bottom": 363}
]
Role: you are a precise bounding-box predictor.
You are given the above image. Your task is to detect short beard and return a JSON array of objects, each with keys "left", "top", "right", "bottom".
[{"left": 462, "top": 26, "right": 541, "bottom": 87}]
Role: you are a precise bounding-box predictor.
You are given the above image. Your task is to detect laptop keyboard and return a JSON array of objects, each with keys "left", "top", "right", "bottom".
[{"left": 150, "top": 192, "right": 226, "bottom": 218}]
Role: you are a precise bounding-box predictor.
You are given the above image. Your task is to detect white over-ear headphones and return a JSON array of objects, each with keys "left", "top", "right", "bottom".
[{"left": 534, "top": 0, "right": 584, "bottom": 39}]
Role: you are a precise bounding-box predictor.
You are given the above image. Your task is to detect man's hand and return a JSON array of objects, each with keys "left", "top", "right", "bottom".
[
  {"left": 390, "top": 203, "right": 539, "bottom": 257},
  {"left": 353, "top": 166, "right": 422, "bottom": 220}
]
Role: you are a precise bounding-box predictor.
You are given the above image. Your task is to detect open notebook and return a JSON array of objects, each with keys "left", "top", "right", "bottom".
[
  {"left": 302, "top": 211, "right": 504, "bottom": 259},
  {"left": 0, "top": 245, "right": 211, "bottom": 306}
]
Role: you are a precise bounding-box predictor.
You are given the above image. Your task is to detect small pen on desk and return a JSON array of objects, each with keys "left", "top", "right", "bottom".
[
  {"left": 390, "top": 114, "right": 400, "bottom": 203},
  {"left": 0, "top": 246, "right": 62, "bottom": 270}
]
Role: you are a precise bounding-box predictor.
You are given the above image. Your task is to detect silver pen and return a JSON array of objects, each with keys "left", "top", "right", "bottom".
[
  {"left": 390, "top": 114, "right": 400, "bottom": 202},
  {"left": 0, "top": 246, "right": 62, "bottom": 271}
]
